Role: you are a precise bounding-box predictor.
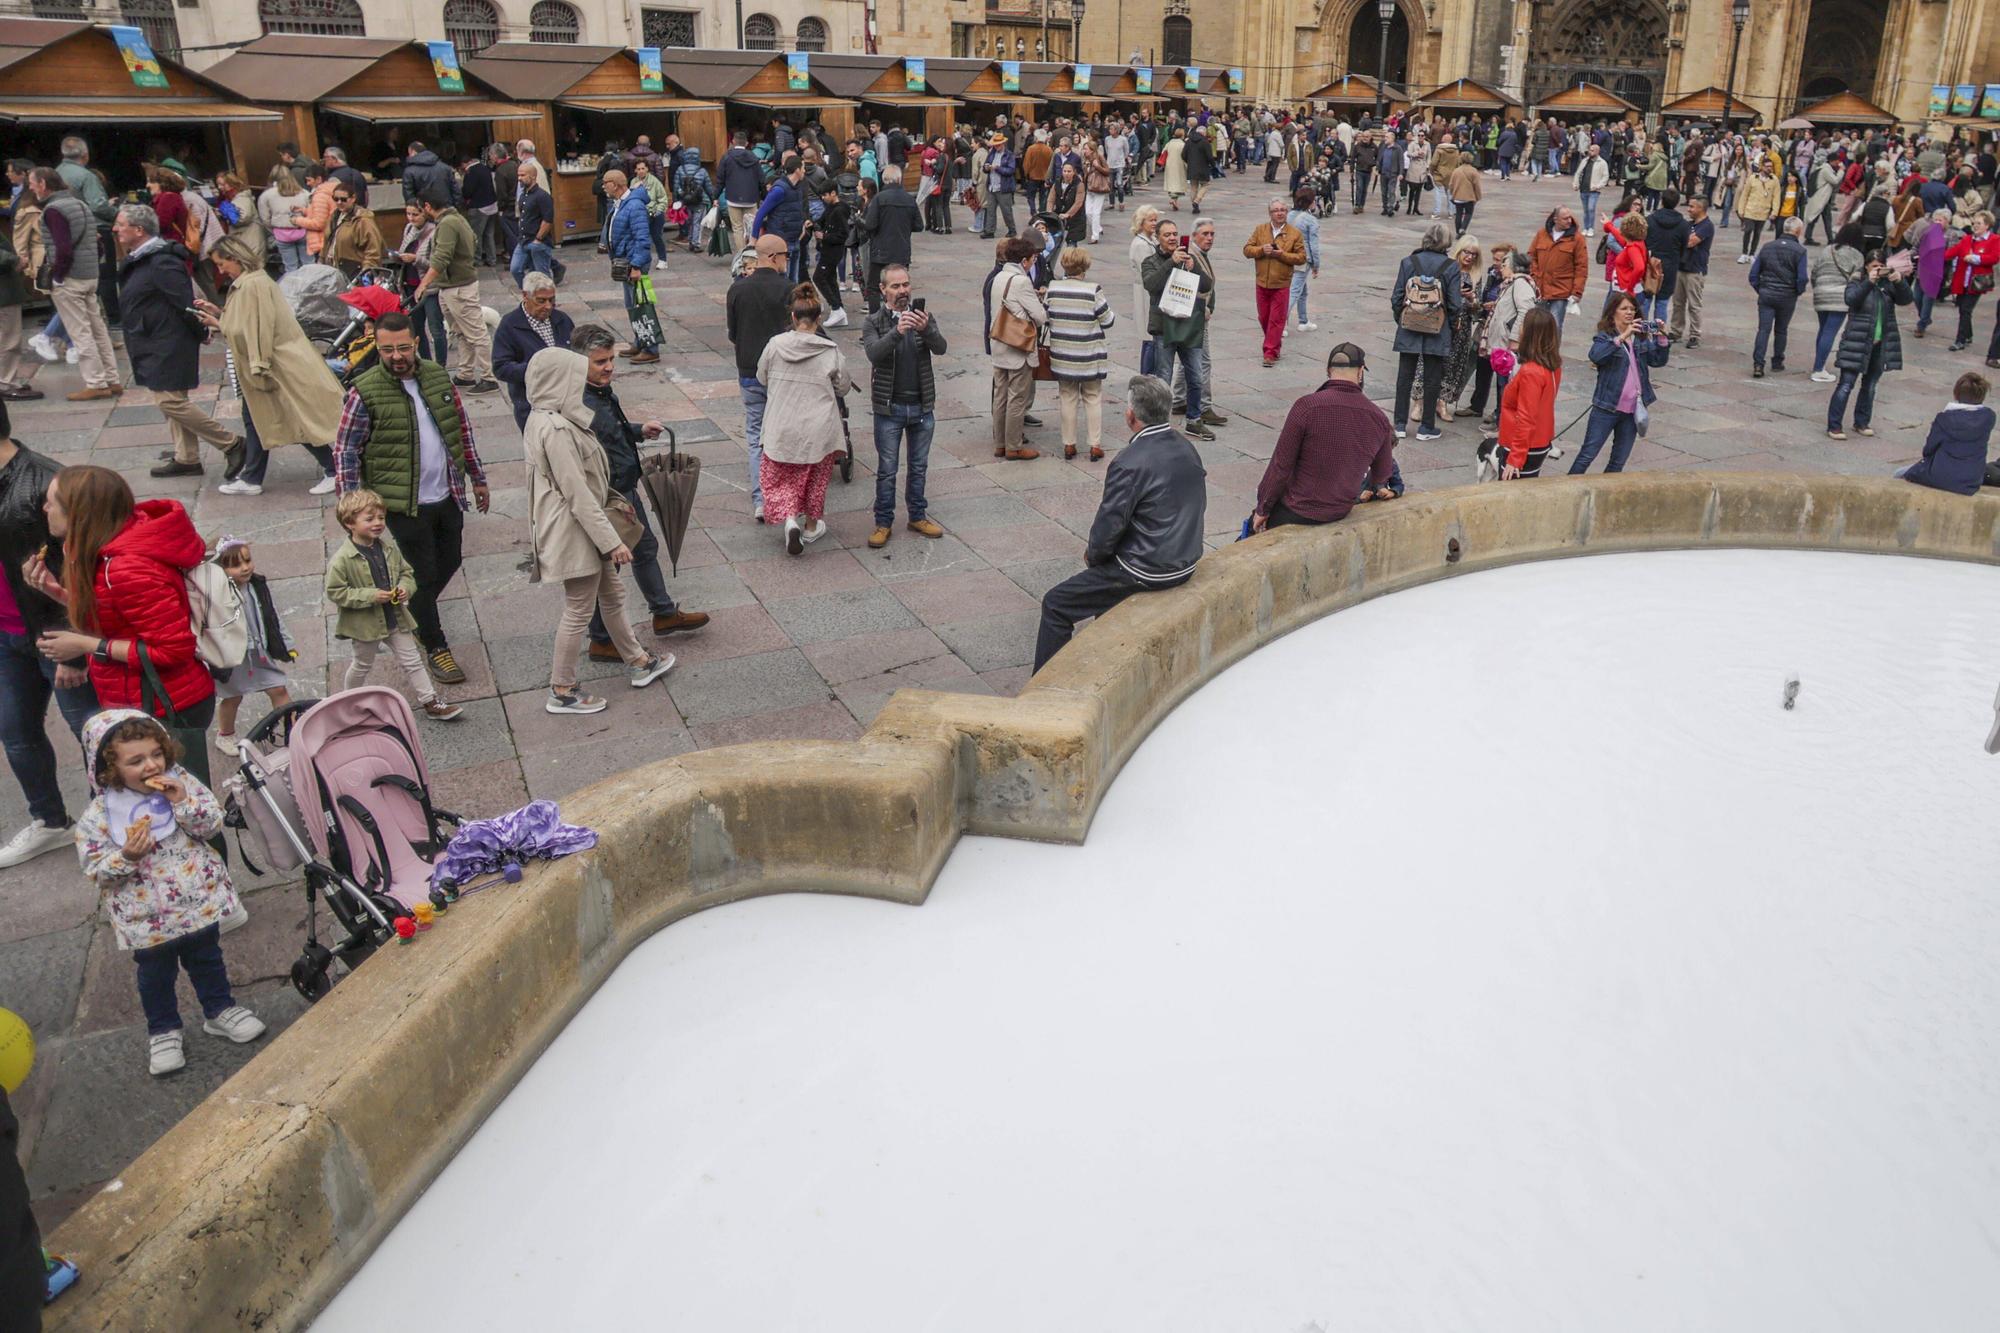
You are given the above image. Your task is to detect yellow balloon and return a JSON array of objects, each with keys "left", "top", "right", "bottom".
[{"left": 0, "top": 1009, "right": 33, "bottom": 1095}]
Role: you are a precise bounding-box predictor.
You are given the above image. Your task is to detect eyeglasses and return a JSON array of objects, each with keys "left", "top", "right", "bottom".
[{"left": 333, "top": 195, "right": 353, "bottom": 204}]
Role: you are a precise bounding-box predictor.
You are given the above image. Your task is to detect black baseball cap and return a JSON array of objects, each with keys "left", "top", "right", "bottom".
[{"left": 1327, "top": 343, "right": 1366, "bottom": 369}]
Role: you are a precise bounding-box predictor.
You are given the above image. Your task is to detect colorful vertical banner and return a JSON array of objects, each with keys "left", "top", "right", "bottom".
[
  {"left": 1983, "top": 86, "right": 2000, "bottom": 121},
  {"left": 1227, "top": 68, "right": 1244, "bottom": 95},
  {"left": 1000, "top": 60, "right": 1021, "bottom": 94},
  {"left": 1929, "top": 85, "right": 1951, "bottom": 118},
  {"left": 786, "top": 52, "right": 811, "bottom": 90},
  {"left": 637, "top": 47, "right": 664, "bottom": 92},
  {"left": 109, "top": 25, "right": 167, "bottom": 89},
  {"left": 1183, "top": 66, "right": 1201, "bottom": 92},
  {"left": 1073, "top": 64, "right": 1093, "bottom": 93},
  {"left": 1134, "top": 66, "right": 1152, "bottom": 94},
  {"left": 1951, "top": 84, "right": 1977, "bottom": 116},
  {"left": 904, "top": 57, "right": 926, "bottom": 93},
  {"left": 427, "top": 41, "right": 465, "bottom": 93}
]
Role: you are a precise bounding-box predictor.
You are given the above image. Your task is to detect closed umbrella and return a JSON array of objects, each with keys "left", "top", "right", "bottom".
[
  {"left": 637, "top": 427, "right": 702, "bottom": 575},
  {"left": 1777, "top": 117, "right": 1815, "bottom": 131}
]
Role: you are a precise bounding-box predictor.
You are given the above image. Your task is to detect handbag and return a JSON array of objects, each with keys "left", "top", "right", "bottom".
[
  {"left": 989, "top": 272, "right": 1039, "bottom": 353},
  {"left": 610, "top": 256, "right": 633, "bottom": 283},
  {"left": 1971, "top": 268, "right": 1996, "bottom": 296},
  {"left": 1159, "top": 265, "right": 1201, "bottom": 321},
  {"left": 627, "top": 275, "right": 664, "bottom": 348},
  {"left": 604, "top": 491, "right": 645, "bottom": 549}
]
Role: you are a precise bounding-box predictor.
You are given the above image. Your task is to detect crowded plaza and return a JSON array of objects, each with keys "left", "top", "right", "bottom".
[{"left": 2, "top": 12, "right": 2000, "bottom": 1327}]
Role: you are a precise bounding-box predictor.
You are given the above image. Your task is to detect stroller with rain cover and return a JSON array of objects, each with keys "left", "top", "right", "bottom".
[
  {"left": 223, "top": 687, "right": 463, "bottom": 1001},
  {"left": 279, "top": 261, "right": 402, "bottom": 386}
]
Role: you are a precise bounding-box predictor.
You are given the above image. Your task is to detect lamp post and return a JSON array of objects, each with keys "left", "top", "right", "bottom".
[
  {"left": 1070, "top": 0, "right": 1085, "bottom": 62},
  {"left": 1720, "top": 0, "right": 1749, "bottom": 138},
  {"left": 1373, "top": 0, "right": 1395, "bottom": 125}
]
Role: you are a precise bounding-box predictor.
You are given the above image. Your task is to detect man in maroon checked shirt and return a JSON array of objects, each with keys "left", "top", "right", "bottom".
[{"left": 1251, "top": 342, "right": 1401, "bottom": 532}]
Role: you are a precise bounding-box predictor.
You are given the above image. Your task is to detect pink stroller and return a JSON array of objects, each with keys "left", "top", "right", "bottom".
[{"left": 224, "top": 686, "right": 463, "bottom": 1001}]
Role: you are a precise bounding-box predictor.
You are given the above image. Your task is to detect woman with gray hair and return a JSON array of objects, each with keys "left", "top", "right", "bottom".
[{"left": 191, "top": 232, "right": 343, "bottom": 495}]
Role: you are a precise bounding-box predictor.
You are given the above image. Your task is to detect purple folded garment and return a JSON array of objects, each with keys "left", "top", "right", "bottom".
[{"left": 432, "top": 800, "right": 597, "bottom": 890}]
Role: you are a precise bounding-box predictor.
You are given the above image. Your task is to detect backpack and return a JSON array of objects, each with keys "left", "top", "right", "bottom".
[
  {"left": 1642, "top": 254, "right": 1664, "bottom": 295},
  {"left": 1398, "top": 266, "right": 1447, "bottom": 335},
  {"left": 187, "top": 560, "right": 249, "bottom": 675}
]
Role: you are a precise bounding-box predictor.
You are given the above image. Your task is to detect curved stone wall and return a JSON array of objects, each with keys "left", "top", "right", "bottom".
[{"left": 44, "top": 474, "right": 2000, "bottom": 1330}]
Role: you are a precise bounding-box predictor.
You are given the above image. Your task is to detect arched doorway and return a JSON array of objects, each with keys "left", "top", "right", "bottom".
[
  {"left": 1527, "top": 0, "right": 1668, "bottom": 114},
  {"left": 1345, "top": 3, "right": 1410, "bottom": 88},
  {"left": 1797, "top": 0, "right": 1887, "bottom": 108}
]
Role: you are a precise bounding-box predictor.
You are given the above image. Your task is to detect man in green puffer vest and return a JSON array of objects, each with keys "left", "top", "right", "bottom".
[{"left": 333, "top": 310, "right": 491, "bottom": 685}]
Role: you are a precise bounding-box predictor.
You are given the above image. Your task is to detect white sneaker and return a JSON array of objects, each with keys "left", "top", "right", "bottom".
[
  {"left": 202, "top": 1005, "right": 267, "bottom": 1044},
  {"left": 1736, "top": 254, "right": 1751, "bottom": 264},
  {"left": 1809, "top": 370, "right": 1837, "bottom": 383},
  {"left": 0, "top": 819, "right": 72, "bottom": 868},
  {"left": 823, "top": 308, "right": 849, "bottom": 328},
  {"left": 309, "top": 474, "right": 338, "bottom": 496},
  {"left": 149, "top": 1031, "right": 185, "bottom": 1076},
  {"left": 784, "top": 514, "right": 803, "bottom": 555},
  {"left": 1394, "top": 427, "right": 1407, "bottom": 439},
  {"left": 213, "top": 732, "right": 240, "bottom": 756},
  {"left": 27, "top": 332, "right": 57, "bottom": 362},
  {"left": 654, "top": 259, "right": 669, "bottom": 270},
  {"left": 753, "top": 501, "right": 765, "bottom": 524},
  {"left": 801, "top": 519, "right": 827, "bottom": 545},
  {"left": 1415, "top": 428, "right": 1443, "bottom": 442},
  {"left": 217, "top": 479, "right": 263, "bottom": 496},
  {"left": 1583, "top": 228, "right": 1594, "bottom": 238},
  {"left": 64, "top": 345, "right": 79, "bottom": 365}
]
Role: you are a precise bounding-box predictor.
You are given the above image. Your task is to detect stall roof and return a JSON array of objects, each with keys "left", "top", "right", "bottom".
[
  {"left": 861, "top": 94, "right": 962, "bottom": 108},
  {"left": 323, "top": 98, "right": 535, "bottom": 123},
  {"left": 1536, "top": 81, "right": 1640, "bottom": 116},
  {"left": 797, "top": 54, "right": 898, "bottom": 99},
  {"left": 1411, "top": 77, "right": 1521, "bottom": 111},
  {"left": 0, "top": 98, "right": 278, "bottom": 123},
  {"left": 919, "top": 58, "right": 1000, "bottom": 99},
  {"left": 461, "top": 43, "right": 630, "bottom": 101},
  {"left": 1797, "top": 90, "right": 1896, "bottom": 126},
  {"left": 1304, "top": 73, "right": 1408, "bottom": 104},
  {"left": 1658, "top": 86, "right": 1759, "bottom": 120},
  {"left": 552, "top": 94, "right": 723, "bottom": 112},
  {"left": 654, "top": 52, "right": 792, "bottom": 100},
  {"left": 729, "top": 92, "right": 860, "bottom": 110},
  {"left": 0, "top": 18, "right": 283, "bottom": 120},
  {"left": 203, "top": 35, "right": 412, "bottom": 104}
]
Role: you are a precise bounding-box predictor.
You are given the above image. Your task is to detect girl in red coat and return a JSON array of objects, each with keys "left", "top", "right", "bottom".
[
  {"left": 1944, "top": 209, "right": 2000, "bottom": 354},
  {"left": 26, "top": 465, "right": 220, "bottom": 787},
  {"left": 1495, "top": 307, "right": 1563, "bottom": 478}
]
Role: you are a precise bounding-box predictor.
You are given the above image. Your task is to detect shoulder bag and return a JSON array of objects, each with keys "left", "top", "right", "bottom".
[{"left": 989, "top": 272, "right": 1039, "bottom": 353}]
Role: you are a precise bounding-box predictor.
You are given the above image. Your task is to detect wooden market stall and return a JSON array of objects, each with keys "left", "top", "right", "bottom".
[
  {"left": 206, "top": 36, "right": 537, "bottom": 234},
  {"left": 655, "top": 50, "right": 858, "bottom": 152},
  {"left": 1535, "top": 81, "right": 1641, "bottom": 124},
  {"left": 1302, "top": 73, "right": 1409, "bottom": 119},
  {"left": 464, "top": 43, "right": 724, "bottom": 243},
  {"left": 1164, "top": 67, "right": 1230, "bottom": 112},
  {"left": 1037, "top": 64, "right": 1165, "bottom": 120},
  {"left": 1408, "top": 77, "right": 1522, "bottom": 123},
  {"left": 1795, "top": 90, "right": 1898, "bottom": 130},
  {"left": 945, "top": 60, "right": 1045, "bottom": 128},
  {"left": 0, "top": 18, "right": 279, "bottom": 187},
  {"left": 809, "top": 54, "right": 962, "bottom": 150},
  {"left": 1658, "top": 87, "right": 1760, "bottom": 125}
]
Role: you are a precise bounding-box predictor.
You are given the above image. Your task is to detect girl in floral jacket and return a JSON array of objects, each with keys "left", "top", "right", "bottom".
[{"left": 74, "top": 709, "right": 265, "bottom": 1077}]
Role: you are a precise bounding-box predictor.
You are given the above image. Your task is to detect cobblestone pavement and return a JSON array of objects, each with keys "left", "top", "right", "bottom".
[{"left": 4, "top": 160, "right": 1971, "bottom": 1233}]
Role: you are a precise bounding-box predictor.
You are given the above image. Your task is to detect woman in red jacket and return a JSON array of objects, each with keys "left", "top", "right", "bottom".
[
  {"left": 1944, "top": 209, "right": 1999, "bottom": 353},
  {"left": 27, "top": 465, "right": 219, "bottom": 785},
  {"left": 1607, "top": 211, "right": 1649, "bottom": 310},
  {"left": 1494, "top": 307, "right": 1563, "bottom": 478}
]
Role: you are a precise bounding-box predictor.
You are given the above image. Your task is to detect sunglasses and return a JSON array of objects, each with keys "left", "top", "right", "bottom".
[{"left": 333, "top": 195, "right": 353, "bottom": 203}]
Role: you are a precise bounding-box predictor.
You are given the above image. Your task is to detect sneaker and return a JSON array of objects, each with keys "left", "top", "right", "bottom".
[
  {"left": 1826, "top": 428, "right": 1847, "bottom": 440},
  {"left": 202, "top": 1005, "right": 267, "bottom": 1044},
  {"left": 1184, "top": 421, "right": 1216, "bottom": 441},
  {"left": 0, "top": 384, "right": 43, "bottom": 401},
  {"left": 654, "top": 259, "right": 669, "bottom": 270},
  {"left": 823, "top": 309, "right": 849, "bottom": 328},
  {"left": 309, "top": 474, "right": 337, "bottom": 496},
  {"left": 0, "top": 819, "right": 72, "bottom": 869},
  {"left": 628, "top": 652, "right": 675, "bottom": 687},
  {"left": 1295, "top": 322, "right": 1317, "bottom": 332},
  {"left": 421, "top": 699, "right": 464, "bottom": 721},
  {"left": 148, "top": 1031, "right": 186, "bottom": 1077},
  {"left": 425, "top": 648, "right": 467, "bottom": 685},
  {"left": 1752, "top": 364, "right": 1765, "bottom": 378},
  {"left": 906, "top": 517, "right": 944, "bottom": 538},
  {"left": 1394, "top": 427, "right": 1407, "bottom": 439},
  {"left": 1022, "top": 413, "right": 1043, "bottom": 428},
  {"left": 1415, "top": 428, "right": 1443, "bottom": 441},
  {"left": 653, "top": 610, "right": 709, "bottom": 634},
  {"left": 1809, "top": 370, "right": 1836, "bottom": 383},
  {"left": 148, "top": 459, "right": 202, "bottom": 477},
  {"left": 28, "top": 332, "right": 57, "bottom": 362},
  {"left": 64, "top": 345, "right": 79, "bottom": 366},
  {"left": 800, "top": 519, "right": 827, "bottom": 545},
  {"left": 1201, "top": 407, "right": 1229, "bottom": 426},
  {"left": 462, "top": 379, "right": 500, "bottom": 395},
  {"left": 785, "top": 515, "right": 804, "bottom": 555},
  {"left": 1771, "top": 360, "right": 1786, "bottom": 373},
  {"left": 1685, "top": 337, "right": 1700, "bottom": 349},
  {"left": 545, "top": 688, "right": 607, "bottom": 715},
  {"left": 217, "top": 479, "right": 264, "bottom": 496},
  {"left": 213, "top": 732, "right": 239, "bottom": 756},
  {"left": 868, "top": 525, "right": 892, "bottom": 548},
  {"left": 753, "top": 502, "right": 765, "bottom": 523},
  {"left": 1736, "top": 253, "right": 1751, "bottom": 264}
]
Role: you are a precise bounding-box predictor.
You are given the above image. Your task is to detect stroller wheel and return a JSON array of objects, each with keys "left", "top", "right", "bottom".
[{"left": 291, "top": 942, "right": 336, "bottom": 1002}]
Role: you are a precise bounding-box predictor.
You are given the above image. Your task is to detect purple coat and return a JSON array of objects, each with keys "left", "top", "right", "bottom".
[{"left": 1918, "top": 223, "right": 1949, "bottom": 299}]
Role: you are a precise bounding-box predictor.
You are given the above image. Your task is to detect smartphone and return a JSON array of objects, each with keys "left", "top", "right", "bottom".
[
  {"left": 1178, "top": 235, "right": 1190, "bottom": 250},
  {"left": 912, "top": 297, "right": 926, "bottom": 312}
]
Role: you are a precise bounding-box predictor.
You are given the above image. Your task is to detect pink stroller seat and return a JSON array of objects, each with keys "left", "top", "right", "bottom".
[{"left": 290, "top": 686, "right": 448, "bottom": 911}]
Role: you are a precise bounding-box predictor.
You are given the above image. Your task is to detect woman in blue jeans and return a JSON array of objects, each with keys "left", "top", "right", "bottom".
[
  {"left": 1568, "top": 292, "right": 1669, "bottom": 475},
  {"left": 0, "top": 423, "right": 98, "bottom": 868}
]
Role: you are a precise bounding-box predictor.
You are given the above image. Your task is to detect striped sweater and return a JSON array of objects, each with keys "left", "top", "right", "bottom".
[{"left": 1043, "top": 278, "right": 1117, "bottom": 381}]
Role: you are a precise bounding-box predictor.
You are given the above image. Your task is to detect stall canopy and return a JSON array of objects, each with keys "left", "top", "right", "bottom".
[
  {"left": 1303, "top": 72, "right": 1408, "bottom": 110},
  {"left": 656, "top": 50, "right": 856, "bottom": 112},
  {"left": 1536, "top": 81, "right": 1641, "bottom": 119},
  {"left": 949, "top": 60, "right": 1046, "bottom": 109},
  {"left": 1410, "top": 78, "right": 1521, "bottom": 114},
  {"left": 0, "top": 18, "right": 278, "bottom": 124},
  {"left": 807, "top": 53, "right": 960, "bottom": 110},
  {"left": 1796, "top": 90, "right": 1896, "bottom": 127},
  {"left": 464, "top": 44, "right": 721, "bottom": 114},
  {"left": 206, "top": 35, "right": 535, "bottom": 123},
  {"left": 1658, "top": 86, "right": 1760, "bottom": 121}
]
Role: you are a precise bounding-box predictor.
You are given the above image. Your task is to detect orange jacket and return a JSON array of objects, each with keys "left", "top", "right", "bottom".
[
  {"left": 1498, "top": 362, "right": 1560, "bottom": 471},
  {"left": 300, "top": 179, "right": 337, "bottom": 256},
  {"left": 1528, "top": 227, "right": 1588, "bottom": 302},
  {"left": 1241, "top": 221, "right": 1306, "bottom": 288}
]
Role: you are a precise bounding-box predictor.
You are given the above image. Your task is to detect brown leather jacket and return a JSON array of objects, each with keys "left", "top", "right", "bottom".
[{"left": 1242, "top": 221, "right": 1307, "bottom": 289}]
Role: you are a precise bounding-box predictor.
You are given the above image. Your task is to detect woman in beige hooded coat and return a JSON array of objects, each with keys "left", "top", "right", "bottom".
[
  {"left": 755, "top": 283, "right": 853, "bottom": 555},
  {"left": 521, "top": 347, "right": 674, "bottom": 716},
  {"left": 194, "top": 233, "right": 343, "bottom": 495}
]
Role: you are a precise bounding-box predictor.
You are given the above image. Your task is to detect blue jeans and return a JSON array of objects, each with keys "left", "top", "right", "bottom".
[
  {"left": 413, "top": 291, "right": 447, "bottom": 364},
  {"left": 622, "top": 279, "right": 656, "bottom": 352},
  {"left": 588, "top": 482, "right": 677, "bottom": 643},
  {"left": 1812, "top": 311, "right": 1845, "bottom": 373},
  {"left": 1579, "top": 190, "right": 1600, "bottom": 233},
  {"left": 510, "top": 239, "right": 554, "bottom": 288},
  {"left": 0, "top": 628, "right": 96, "bottom": 827},
  {"left": 133, "top": 923, "right": 235, "bottom": 1036},
  {"left": 1543, "top": 297, "right": 1569, "bottom": 330},
  {"left": 740, "top": 376, "right": 766, "bottom": 508},
  {"left": 1915, "top": 286, "right": 1936, "bottom": 332},
  {"left": 1549, "top": 147, "right": 1563, "bottom": 174},
  {"left": 1828, "top": 344, "right": 1887, "bottom": 432},
  {"left": 1568, "top": 406, "right": 1638, "bottom": 474},
  {"left": 872, "top": 402, "right": 934, "bottom": 527},
  {"left": 276, "top": 238, "right": 309, "bottom": 272},
  {"left": 1290, "top": 269, "right": 1310, "bottom": 325},
  {"left": 1152, "top": 338, "right": 1203, "bottom": 420},
  {"left": 235, "top": 407, "right": 333, "bottom": 487}
]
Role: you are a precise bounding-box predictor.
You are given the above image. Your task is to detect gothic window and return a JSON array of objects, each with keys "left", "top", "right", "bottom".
[
  {"left": 443, "top": 0, "right": 500, "bottom": 54},
  {"left": 641, "top": 8, "right": 697, "bottom": 47},
  {"left": 121, "top": 0, "right": 182, "bottom": 61},
  {"left": 1162, "top": 15, "right": 1191, "bottom": 67},
  {"left": 258, "top": 0, "right": 366, "bottom": 37},
  {"left": 744, "top": 13, "right": 779, "bottom": 50},
  {"left": 530, "top": 0, "right": 581, "bottom": 43},
  {"left": 1527, "top": 0, "right": 1668, "bottom": 112},
  {"left": 795, "top": 16, "right": 828, "bottom": 51},
  {"left": 29, "top": 0, "right": 87, "bottom": 21}
]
